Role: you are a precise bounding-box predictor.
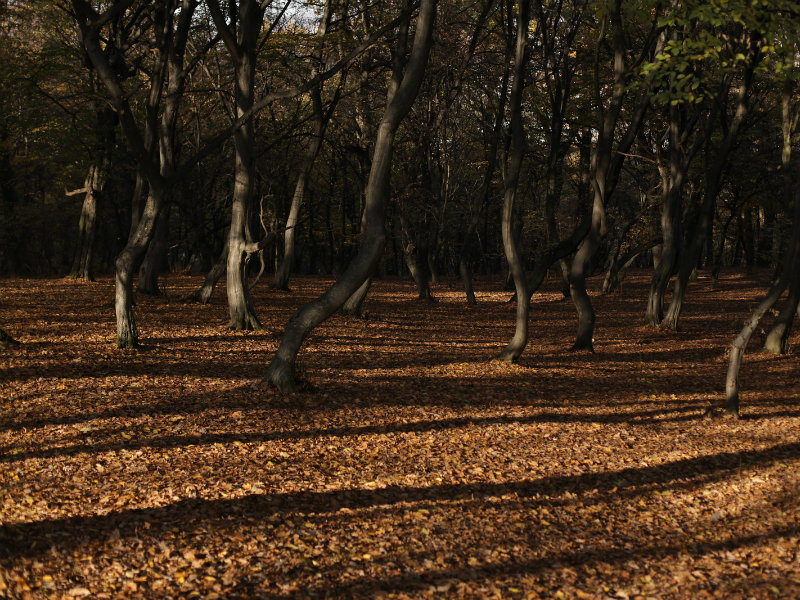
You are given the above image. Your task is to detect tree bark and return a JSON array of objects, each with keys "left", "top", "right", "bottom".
[
  {"left": 266, "top": 0, "right": 437, "bottom": 391},
  {"left": 191, "top": 242, "right": 228, "bottom": 304},
  {"left": 273, "top": 1, "right": 336, "bottom": 291},
  {"left": 567, "top": 0, "right": 655, "bottom": 350},
  {"left": 663, "top": 37, "right": 762, "bottom": 330},
  {"left": 207, "top": 0, "right": 265, "bottom": 330},
  {"left": 497, "top": 0, "right": 530, "bottom": 363},
  {"left": 137, "top": 204, "right": 171, "bottom": 294},
  {"left": 726, "top": 209, "right": 800, "bottom": 415},
  {"left": 68, "top": 162, "right": 108, "bottom": 281}
]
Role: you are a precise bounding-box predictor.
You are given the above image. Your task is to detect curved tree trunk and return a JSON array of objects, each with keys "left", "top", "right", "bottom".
[
  {"left": 191, "top": 242, "right": 228, "bottom": 304},
  {"left": 726, "top": 153, "right": 800, "bottom": 414},
  {"left": 115, "top": 188, "right": 166, "bottom": 348},
  {"left": 341, "top": 277, "right": 372, "bottom": 316},
  {"left": 567, "top": 0, "right": 655, "bottom": 350},
  {"left": 497, "top": 0, "right": 530, "bottom": 363},
  {"left": 265, "top": 0, "right": 436, "bottom": 391},
  {"left": 763, "top": 276, "right": 800, "bottom": 354}
]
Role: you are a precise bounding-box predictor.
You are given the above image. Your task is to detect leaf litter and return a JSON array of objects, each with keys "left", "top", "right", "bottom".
[{"left": 0, "top": 270, "right": 799, "bottom": 599}]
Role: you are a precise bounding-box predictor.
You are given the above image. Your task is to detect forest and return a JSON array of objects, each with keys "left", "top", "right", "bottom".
[{"left": 1, "top": 0, "right": 800, "bottom": 597}]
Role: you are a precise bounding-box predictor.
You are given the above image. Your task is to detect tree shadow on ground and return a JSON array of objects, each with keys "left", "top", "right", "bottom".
[{"left": 2, "top": 440, "right": 798, "bottom": 564}]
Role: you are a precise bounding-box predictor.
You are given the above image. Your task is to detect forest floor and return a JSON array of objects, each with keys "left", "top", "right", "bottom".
[{"left": 1, "top": 269, "right": 799, "bottom": 599}]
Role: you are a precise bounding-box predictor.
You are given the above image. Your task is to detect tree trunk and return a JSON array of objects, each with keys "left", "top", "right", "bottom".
[
  {"left": 726, "top": 145, "right": 800, "bottom": 414},
  {"left": 567, "top": 0, "right": 654, "bottom": 350},
  {"left": 115, "top": 188, "right": 166, "bottom": 348},
  {"left": 265, "top": 0, "right": 436, "bottom": 391},
  {"left": 645, "top": 165, "right": 682, "bottom": 324},
  {"left": 341, "top": 277, "right": 372, "bottom": 316},
  {"left": 191, "top": 242, "right": 228, "bottom": 304},
  {"left": 497, "top": 0, "right": 530, "bottom": 363},
  {"left": 137, "top": 203, "right": 171, "bottom": 294},
  {"left": 220, "top": 0, "right": 264, "bottom": 331},
  {"left": 763, "top": 275, "right": 800, "bottom": 354},
  {"left": 664, "top": 38, "right": 761, "bottom": 330},
  {"left": 273, "top": 2, "right": 336, "bottom": 291},
  {"left": 68, "top": 163, "right": 107, "bottom": 281},
  {"left": 459, "top": 255, "right": 476, "bottom": 305},
  {"left": 763, "top": 81, "right": 799, "bottom": 355}
]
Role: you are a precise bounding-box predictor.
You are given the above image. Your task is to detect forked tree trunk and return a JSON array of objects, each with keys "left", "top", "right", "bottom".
[
  {"left": 497, "top": 0, "right": 530, "bottom": 363},
  {"left": 266, "top": 0, "right": 436, "bottom": 391}
]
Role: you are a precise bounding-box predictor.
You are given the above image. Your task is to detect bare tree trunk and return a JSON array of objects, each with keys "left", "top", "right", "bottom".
[
  {"left": 137, "top": 204, "right": 170, "bottom": 294},
  {"left": 273, "top": 1, "right": 336, "bottom": 291},
  {"left": 115, "top": 188, "right": 166, "bottom": 347},
  {"left": 497, "top": 0, "right": 530, "bottom": 363},
  {"left": 68, "top": 162, "right": 108, "bottom": 281},
  {"left": 763, "top": 275, "right": 800, "bottom": 354},
  {"left": 69, "top": 101, "right": 115, "bottom": 281},
  {"left": 341, "top": 277, "right": 372, "bottom": 316},
  {"left": 191, "top": 242, "right": 228, "bottom": 304},
  {"left": 664, "top": 38, "right": 761, "bottom": 330},
  {"left": 208, "top": 0, "right": 265, "bottom": 331},
  {"left": 567, "top": 0, "right": 655, "bottom": 351},
  {"left": 266, "top": 0, "right": 436, "bottom": 391},
  {"left": 726, "top": 226, "right": 799, "bottom": 415},
  {"left": 764, "top": 82, "right": 799, "bottom": 354}
]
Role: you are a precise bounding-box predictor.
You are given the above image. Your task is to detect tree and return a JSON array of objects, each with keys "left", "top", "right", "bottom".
[
  {"left": 266, "top": 0, "right": 437, "bottom": 391},
  {"left": 496, "top": 0, "right": 531, "bottom": 362}
]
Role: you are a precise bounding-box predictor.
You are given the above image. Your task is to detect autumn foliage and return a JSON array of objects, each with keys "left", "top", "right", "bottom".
[{"left": 1, "top": 271, "right": 799, "bottom": 598}]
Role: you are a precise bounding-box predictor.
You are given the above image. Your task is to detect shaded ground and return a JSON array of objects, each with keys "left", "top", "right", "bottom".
[{"left": 1, "top": 269, "right": 799, "bottom": 599}]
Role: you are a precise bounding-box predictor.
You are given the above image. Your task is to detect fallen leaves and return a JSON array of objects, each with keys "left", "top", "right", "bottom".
[{"left": 1, "top": 271, "right": 799, "bottom": 598}]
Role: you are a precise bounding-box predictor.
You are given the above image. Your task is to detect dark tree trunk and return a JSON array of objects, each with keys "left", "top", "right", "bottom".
[
  {"left": 341, "top": 277, "right": 372, "bottom": 316},
  {"left": 726, "top": 202, "right": 800, "bottom": 415},
  {"left": 70, "top": 102, "right": 115, "bottom": 281},
  {"left": 664, "top": 37, "right": 762, "bottom": 330},
  {"left": 567, "top": 1, "right": 656, "bottom": 351},
  {"left": 763, "top": 81, "right": 799, "bottom": 354},
  {"left": 137, "top": 204, "right": 171, "bottom": 294},
  {"left": 266, "top": 0, "right": 436, "bottom": 391},
  {"left": 191, "top": 242, "right": 229, "bottom": 304},
  {"left": 763, "top": 275, "right": 800, "bottom": 354}
]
